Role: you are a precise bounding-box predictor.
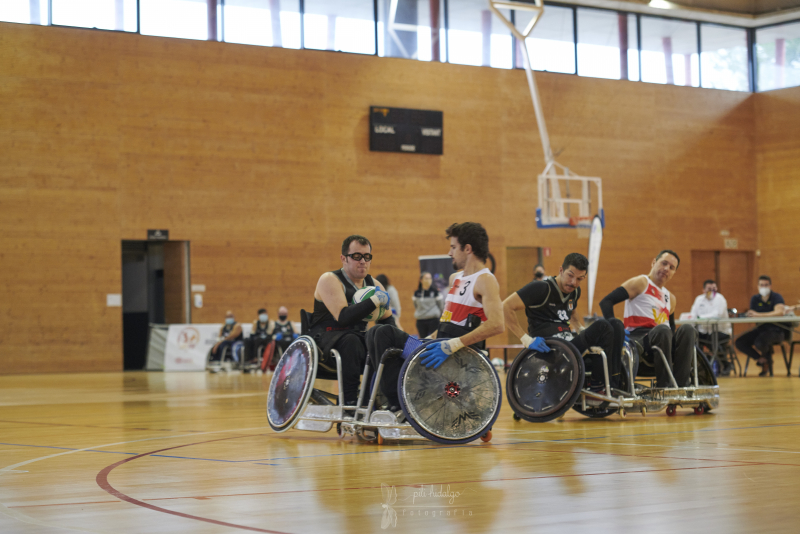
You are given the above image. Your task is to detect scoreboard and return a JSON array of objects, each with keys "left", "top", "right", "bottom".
[{"left": 369, "top": 106, "right": 443, "bottom": 155}]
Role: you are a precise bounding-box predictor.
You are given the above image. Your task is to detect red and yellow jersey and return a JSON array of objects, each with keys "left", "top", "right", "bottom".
[
  {"left": 440, "top": 268, "right": 492, "bottom": 326},
  {"left": 623, "top": 277, "right": 671, "bottom": 331}
]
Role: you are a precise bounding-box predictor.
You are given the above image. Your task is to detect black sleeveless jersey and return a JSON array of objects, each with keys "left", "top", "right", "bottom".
[
  {"left": 253, "top": 321, "right": 270, "bottom": 337},
  {"left": 221, "top": 322, "right": 244, "bottom": 341},
  {"left": 516, "top": 277, "right": 580, "bottom": 340},
  {"left": 310, "top": 269, "right": 376, "bottom": 333},
  {"left": 274, "top": 320, "right": 295, "bottom": 337}
]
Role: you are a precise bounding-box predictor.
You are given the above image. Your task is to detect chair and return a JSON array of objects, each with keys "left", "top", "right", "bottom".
[
  {"left": 742, "top": 326, "right": 795, "bottom": 377},
  {"left": 697, "top": 336, "right": 742, "bottom": 377}
]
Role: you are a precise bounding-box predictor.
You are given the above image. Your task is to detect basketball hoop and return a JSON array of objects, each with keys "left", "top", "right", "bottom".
[{"left": 568, "top": 216, "right": 593, "bottom": 228}]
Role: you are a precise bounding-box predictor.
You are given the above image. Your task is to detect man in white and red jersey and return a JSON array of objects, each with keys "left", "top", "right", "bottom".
[
  {"left": 365, "top": 222, "right": 504, "bottom": 409},
  {"left": 598, "top": 250, "right": 697, "bottom": 387}
]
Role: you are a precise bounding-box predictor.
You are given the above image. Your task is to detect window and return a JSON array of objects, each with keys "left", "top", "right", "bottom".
[
  {"left": 377, "top": 0, "right": 446, "bottom": 62},
  {"left": 304, "top": 0, "right": 375, "bottom": 55},
  {"left": 756, "top": 21, "right": 800, "bottom": 91},
  {"left": 701, "top": 24, "right": 748, "bottom": 91},
  {"left": 447, "top": 0, "right": 511, "bottom": 68},
  {"left": 0, "top": 0, "right": 49, "bottom": 25},
  {"left": 223, "top": 0, "right": 301, "bottom": 49},
  {"left": 577, "top": 9, "right": 639, "bottom": 81},
  {"left": 640, "top": 16, "right": 698, "bottom": 86},
  {"left": 515, "top": 5, "right": 575, "bottom": 74},
  {"left": 52, "top": 0, "right": 137, "bottom": 32},
  {"left": 140, "top": 0, "right": 210, "bottom": 41}
]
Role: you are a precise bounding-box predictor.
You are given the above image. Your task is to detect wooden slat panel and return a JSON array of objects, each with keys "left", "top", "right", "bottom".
[{"left": 0, "top": 22, "right": 766, "bottom": 373}]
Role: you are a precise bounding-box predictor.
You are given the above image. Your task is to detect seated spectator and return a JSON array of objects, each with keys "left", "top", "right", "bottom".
[
  {"left": 272, "top": 306, "right": 298, "bottom": 356},
  {"left": 691, "top": 279, "right": 733, "bottom": 374},
  {"left": 735, "top": 275, "right": 786, "bottom": 376},
  {"left": 209, "top": 310, "right": 243, "bottom": 369},
  {"left": 412, "top": 271, "right": 444, "bottom": 338},
  {"left": 376, "top": 274, "right": 403, "bottom": 331},
  {"left": 245, "top": 308, "right": 272, "bottom": 370},
  {"left": 533, "top": 264, "right": 546, "bottom": 281}
]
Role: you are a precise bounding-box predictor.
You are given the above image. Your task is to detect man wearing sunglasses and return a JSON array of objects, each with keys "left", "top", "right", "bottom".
[{"left": 309, "top": 235, "right": 394, "bottom": 408}]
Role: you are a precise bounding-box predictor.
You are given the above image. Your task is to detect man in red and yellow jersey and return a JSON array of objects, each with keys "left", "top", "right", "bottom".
[{"left": 599, "top": 250, "right": 697, "bottom": 387}]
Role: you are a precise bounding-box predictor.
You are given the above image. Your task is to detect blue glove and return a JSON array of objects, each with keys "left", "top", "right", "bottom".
[
  {"left": 522, "top": 335, "right": 550, "bottom": 353},
  {"left": 624, "top": 332, "right": 630, "bottom": 344},
  {"left": 292, "top": 333, "right": 299, "bottom": 339},
  {"left": 420, "top": 341, "right": 451, "bottom": 369},
  {"left": 373, "top": 288, "right": 390, "bottom": 308},
  {"left": 274, "top": 333, "right": 283, "bottom": 341}
]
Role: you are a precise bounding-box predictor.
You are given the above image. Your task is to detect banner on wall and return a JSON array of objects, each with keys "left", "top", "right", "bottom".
[
  {"left": 157, "top": 322, "right": 300, "bottom": 371},
  {"left": 586, "top": 215, "right": 604, "bottom": 317},
  {"left": 419, "top": 255, "right": 455, "bottom": 296}
]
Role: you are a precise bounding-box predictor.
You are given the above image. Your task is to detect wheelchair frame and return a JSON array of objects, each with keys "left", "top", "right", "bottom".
[
  {"left": 268, "top": 336, "right": 501, "bottom": 444},
  {"left": 576, "top": 342, "right": 720, "bottom": 418}
]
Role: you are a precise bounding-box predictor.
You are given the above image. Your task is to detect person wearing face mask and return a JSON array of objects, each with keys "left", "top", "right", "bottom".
[
  {"left": 533, "top": 264, "right": 546, "bottom": 281},
  {"left": 244, "top": 308, "right": 273, "bottom": 371},
  {"left": 735, "top": 275, "right": 786, "bottom": 376},
  {"left": 599, "top": 250, "right": 697, "bottom": 387},
  {"left": 208, "top": 310, "right": 244, "bottom": 371},
  {"left": 272, "top": 306, "right": 299, "bottom": 357},
  {"left": 412, "top": 271, "right": 444, "bottom": 338}
]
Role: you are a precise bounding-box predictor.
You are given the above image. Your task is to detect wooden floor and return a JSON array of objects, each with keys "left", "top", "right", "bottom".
[{"left": 2, "top": 365, "right": 800, "bottom": 534}]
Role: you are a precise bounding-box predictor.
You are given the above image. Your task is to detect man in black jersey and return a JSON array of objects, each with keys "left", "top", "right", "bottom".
[
  {"left": 503, "top": 253, "right": 626, "bottom": 389},
  {"left": 309, "top": 235, "right": 394, "bottom": 407},
  {"left": 272, "top": 306, "right": 299, "bottom": 355}
]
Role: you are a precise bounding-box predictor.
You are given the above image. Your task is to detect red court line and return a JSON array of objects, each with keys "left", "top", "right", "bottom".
[{"left": 96, "top": 435, "right": 292, "bottom": 534}]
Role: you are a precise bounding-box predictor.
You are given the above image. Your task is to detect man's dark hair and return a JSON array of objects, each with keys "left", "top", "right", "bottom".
[
  {"left": 759, "top": 275, "right": 772, "bottom": 284},
  {"left": 703, "top": 280, "right": 716, "bottom": 288},
  {"left": 376, "top": 274, "right": 389, "bottom": 287},
  {"left": 341, "top": 235, "right": 371, "bottom": 255},
  {"left": 257, "top": 308, "right": 267, "bottom": 314},
  {"left": 562, "top": 253, "right": 588, "bottom": 272},
  {"left": 656, "top": 249, "right": 681, "bottom": 267},
  {"left": 533, "top": 264, "right": 545, "bottom": 273},
  {"left": 445, "top": 222, "right": 489, "bottom": 262}
]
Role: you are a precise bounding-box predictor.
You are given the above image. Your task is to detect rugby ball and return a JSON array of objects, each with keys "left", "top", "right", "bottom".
[{"left": 352, "top": 286, "right": 386, "bottom": 322}]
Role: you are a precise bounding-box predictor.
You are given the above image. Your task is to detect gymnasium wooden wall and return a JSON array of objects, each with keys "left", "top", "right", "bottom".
[
  {"left": 0, "top": 22, "right": 761, "bottom": 373},
  {"left": 754, "top": 86, "right": 800, "bottom": 312}
]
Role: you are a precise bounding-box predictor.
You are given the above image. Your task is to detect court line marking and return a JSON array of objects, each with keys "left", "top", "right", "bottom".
[
  {"left": 95, "top": 437, "right": 292, "bottom": 534},
  {"left": 0, "top": 426, "right": 273, "bottom": 534}
]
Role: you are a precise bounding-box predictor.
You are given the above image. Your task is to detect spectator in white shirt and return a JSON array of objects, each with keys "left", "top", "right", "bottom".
[{"left": 690, "top": 280, "right": 732, "bottom": 344}]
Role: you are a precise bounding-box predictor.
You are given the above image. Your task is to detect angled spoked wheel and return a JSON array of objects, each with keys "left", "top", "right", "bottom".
[
  {"left": 507, "top": 338, "right": 585, "bottom": 423},
  {"left": 266, "top": 336, "right": 318, "bottom": 432},
  {"left": 398, "top": 343, "right": 502, "bottom": 445}
]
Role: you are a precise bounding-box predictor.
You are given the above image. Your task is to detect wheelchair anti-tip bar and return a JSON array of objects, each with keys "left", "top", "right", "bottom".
[{"left": 650, "top": 346, "right": 680, "bottom": 388}]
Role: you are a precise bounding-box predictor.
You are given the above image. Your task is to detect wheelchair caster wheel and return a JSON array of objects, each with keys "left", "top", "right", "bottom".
[
  {"left": 513, "top": 413, "right": 521, "bottom": 421},
  {"left": 480, "top": 431, "right": 492, "bottom": 443},
  {"left": 618, "top": 408, "right": 627, "bottom": 419},
  {"left": 640, "top": 407, "right": 647, "bottom": 417},
  {"left": 666, "top": 405, "right": 677, "bottom": 417},
  {"left": 694, "top": 405, "right": 705, "bottom": 416},
  {"left": 376, "top": 433, "right": 384, "bottom": 445},
  {"left": 337, "top": 423, "right": 345, "bottom": 438}
]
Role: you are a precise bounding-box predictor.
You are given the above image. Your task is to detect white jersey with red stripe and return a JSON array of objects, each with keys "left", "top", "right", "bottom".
[
  {"left": 623, "top": 276, "right": 671, "bottom": 332},
  {"left": 439, "top": 268, "right": 492, "bottom": 326}
]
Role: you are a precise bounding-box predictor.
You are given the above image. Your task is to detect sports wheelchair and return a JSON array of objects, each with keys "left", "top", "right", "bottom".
[
  {"left": 506, "top": 336, "right": 719, "bottom": 422},
  {"left": 266, "top": 312, "right": 502, "bottom": 445}
]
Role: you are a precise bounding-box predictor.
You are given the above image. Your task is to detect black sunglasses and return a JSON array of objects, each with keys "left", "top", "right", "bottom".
[{"left": 345, "top": 253, "right": 373, "bottom": 262}]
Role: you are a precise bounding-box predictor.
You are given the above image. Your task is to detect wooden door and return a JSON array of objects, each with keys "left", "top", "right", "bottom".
[
  {"left": 718, "top": 251, "right": 753, "bottom": 314},
  {"left": 691, "top": 251, "right": 717, "bottom": 300}
]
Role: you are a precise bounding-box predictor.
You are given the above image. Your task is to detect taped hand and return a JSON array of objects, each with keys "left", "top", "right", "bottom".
[{"left": 521, "top": 334, "right": 550, "bottom": 353}]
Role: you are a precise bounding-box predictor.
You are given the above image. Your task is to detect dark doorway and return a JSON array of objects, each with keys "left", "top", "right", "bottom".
[{"left": 122, "top": 240, "right": 190, "bottom": 370}]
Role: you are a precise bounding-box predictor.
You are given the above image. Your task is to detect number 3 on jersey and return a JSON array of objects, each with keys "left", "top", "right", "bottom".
[{"left": 557, "top": 310, "right": 569, "bottom": 321}]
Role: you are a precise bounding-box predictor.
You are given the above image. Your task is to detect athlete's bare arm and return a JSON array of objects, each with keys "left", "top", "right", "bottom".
[
  {"left": 314, "top": 272, "right": 392, "bottom": 322},
  {"left": 458, "top": 273, "right": 504, "bottom": 347},
  {"left": 502, "top": 292, "right": 527, "bottom": 341},
  {"left": 314, "top": 272, "right": 349, "bottom": 321},
  {"left": 620, "top": 275, "right": 649, "bottom": 300}
]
